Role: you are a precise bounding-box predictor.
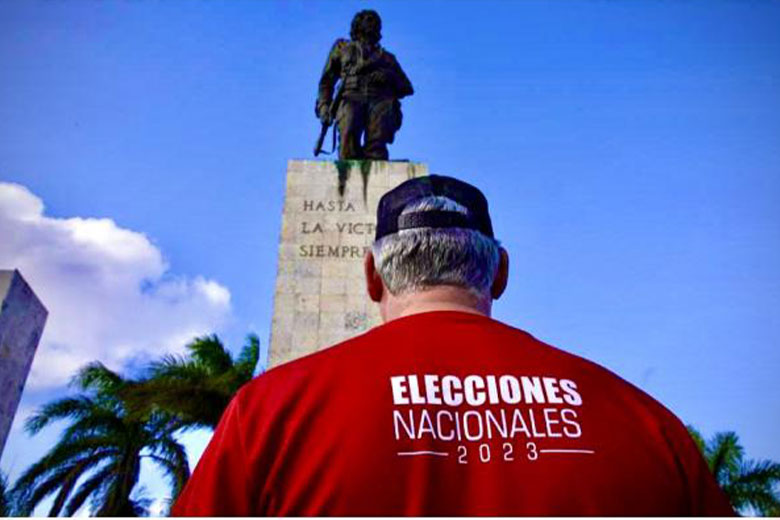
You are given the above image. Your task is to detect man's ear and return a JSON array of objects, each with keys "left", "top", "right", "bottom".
[
  {"left": 491, "top": 247, "right": 509, "bottom": 300},
  {"left": 364, "top": 250, "right": 383, "bottom": 302}
]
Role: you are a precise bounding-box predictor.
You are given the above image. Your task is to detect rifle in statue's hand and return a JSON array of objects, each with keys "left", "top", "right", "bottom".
[
  {"left": 313, "top": 117, "right": 333, "bottom": 157},
  {"left": 314, "top": 82, "right": 345, "bottom": 157}
]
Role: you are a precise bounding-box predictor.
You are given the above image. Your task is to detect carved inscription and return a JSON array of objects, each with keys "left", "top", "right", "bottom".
[
  {"left": 299, "top": 245, "right": 371, "bottom": 258},
  {"left": 303, "top": 200, "right": 356, "bottom": 212},
  {"left": 298, "top": 199, "right": 375, "bottom": 259},
  {"left": 270, "top": 160, "right": 427, "bottom": 368},
  {"left": 301, "top": 222, "right": 376, "bottom": 235}
]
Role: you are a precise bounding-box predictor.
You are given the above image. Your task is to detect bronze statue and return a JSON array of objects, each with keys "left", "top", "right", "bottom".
[{"left": 314, "top": 10, "right": 414, "bottom": 160}]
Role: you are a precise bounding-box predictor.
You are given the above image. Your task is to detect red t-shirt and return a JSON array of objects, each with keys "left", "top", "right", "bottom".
[{"left": 172, "top": 311, "right": 734, "bottom": 516}]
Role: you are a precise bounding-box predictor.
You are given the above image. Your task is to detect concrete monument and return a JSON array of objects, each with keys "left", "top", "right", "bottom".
[
  {"left": 0, "top": 270, "right": 47, "bottom": 459},
  {"left": 268, "top": 160, "right": 427, "bottom": 368}
]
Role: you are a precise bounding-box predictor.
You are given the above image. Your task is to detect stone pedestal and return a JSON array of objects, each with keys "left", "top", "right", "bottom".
[
  {"left": 268, "top": 160, "right": 427, "bottom": 368},
  {"left": 0, "top": 270, "right": 47, "bottom": 458}
]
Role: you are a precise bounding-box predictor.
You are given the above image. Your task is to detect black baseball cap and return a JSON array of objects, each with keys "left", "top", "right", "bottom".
[{"left": 374, "top": 175, "right": 495, "bottom": 241}]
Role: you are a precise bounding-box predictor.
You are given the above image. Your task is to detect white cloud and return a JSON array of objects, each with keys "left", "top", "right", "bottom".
[
  {"left": 148, "top": 497, "right": 171, "bottom": 517},
  {"left": 0, "top": 182, "right": 231, "bottom": 389}
]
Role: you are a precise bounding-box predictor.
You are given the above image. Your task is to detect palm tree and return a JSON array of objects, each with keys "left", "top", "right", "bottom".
[
  {"left": 123, "top": 334, "right": 260, "bottom": 430},
  {"left": 688, "top": 426, "right": 780, "bottom": 516},
  {"left": 1, "top": 471, "right": 11, "bottom": 517},
  {"left": 11, "top": 363, "right": 189, "bottom": 517}
]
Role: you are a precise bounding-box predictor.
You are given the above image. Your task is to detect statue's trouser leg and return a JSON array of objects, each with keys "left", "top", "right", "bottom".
[
  {"left": 337, "top": 98, "right": 367, "bottom": 160},
  {"left": 363, "top": 98, "right": 399, "bottom": 160}
]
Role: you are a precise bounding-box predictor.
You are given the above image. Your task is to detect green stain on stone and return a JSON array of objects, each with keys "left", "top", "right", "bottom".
[
  {"left": 334, "top": 160, "right": 373, "bottom": 206},
  {"left": 335, "top": 160, "right": 352, "bottom": 198},
  {"left": 360, "top": 160, "right": 372, "bottom": 206}
]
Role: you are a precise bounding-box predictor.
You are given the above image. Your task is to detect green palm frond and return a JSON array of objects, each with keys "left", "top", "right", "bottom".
[
  {"left": 186, "top": 335, "right": 233, "bottom": 374},
  {"left": 731, "top": 459, "right": 780, "bottom": 488},
  {"left": 48, "top": 458, "right": 92, "bottom": 517},
  {"left": 72, "top": 362, "right": 125, "bottom": 394},
  {"left": 17, "top": 333, "right": 259, "bottom": 515},
  {"left": 730, "top": 486, "right": 779, "bottom": 517},
  {"left": 14, "top": 440, "right": 114, "bottom": 493},
  {"left": 123, "top": 332, "right": 260, "bottom": 429},
  {"left": 17, "top": 360, "right": 191, "bottom": 517},
  {"left": 235, "top": 334, "right": 261, "bottom": 380},
  {"left": 145, "top": 436, "right": 190, "bottom": 497},
  {"left": 146, "top": 453, "right": 189, "bottom": 499},
  {"left": 724, "top": 459, "right": 780, "bottom": 516},
  {"left": 16, "top": 470, "right": 63, "bottom": 516},
  {"left": 14, "top": 447, "right": 115, "bottom": 514},
  {"left": 18, "top": 462, "right": 88, "bottom": 516},
  {"left": 123, "top": 377, "right": 228, "bottom": 428},
  {"left": 25, "top": 396, "right": 98, "bottom": 434},
  {"left": 686, "top": 425, "right": 707, "bottom": 456},
  {"left": 63, "top": 465, "right": 114, "bottom": 516},
  {"left": 147, "top": 354, "right": 201, "bottom": 379},
  {"left": 688, "top": 426, "right": 780, "bottom": 516},
  {"left": 61, "top": 412, "right": 127, "bottom": 442},
  {"left": 709, "top": 432, "right": 743, "bottom": 486},
  {"left": 91, "top": 453, "right": 142, "bottom": 517},
  {"left": 0, "top": 471, "right": 10, "bottom": 517}
]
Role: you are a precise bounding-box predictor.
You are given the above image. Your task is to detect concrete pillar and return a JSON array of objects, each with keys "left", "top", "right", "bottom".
[
  {"left": 0, "top": 270, "right": 47, "bottom": 459},
  {"left": 268, "top": 160, "right": 427, "bottom": 368}
]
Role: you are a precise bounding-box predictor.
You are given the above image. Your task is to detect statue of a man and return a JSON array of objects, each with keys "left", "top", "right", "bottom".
[{"left": 315, "top": 10, "right": 414, "bottom": 160}]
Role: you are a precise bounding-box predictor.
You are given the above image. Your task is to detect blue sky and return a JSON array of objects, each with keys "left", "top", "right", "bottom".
[{"left": 1, "top": 0, "right": 779, "bottom": 513}]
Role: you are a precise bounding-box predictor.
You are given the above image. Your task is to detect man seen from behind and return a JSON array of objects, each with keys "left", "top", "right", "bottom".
[{"left": 172, "top": 175, "right": 734, "bottom": 516}]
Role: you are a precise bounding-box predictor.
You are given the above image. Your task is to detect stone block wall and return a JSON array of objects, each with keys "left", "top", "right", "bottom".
[{"left": 268, "top": 160, "right": 427, "bottom": 368}]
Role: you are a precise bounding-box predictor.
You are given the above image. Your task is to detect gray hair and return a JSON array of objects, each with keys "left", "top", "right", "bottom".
[{"left": 371, "top": 195, "right": 501, "bottom": 297}]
